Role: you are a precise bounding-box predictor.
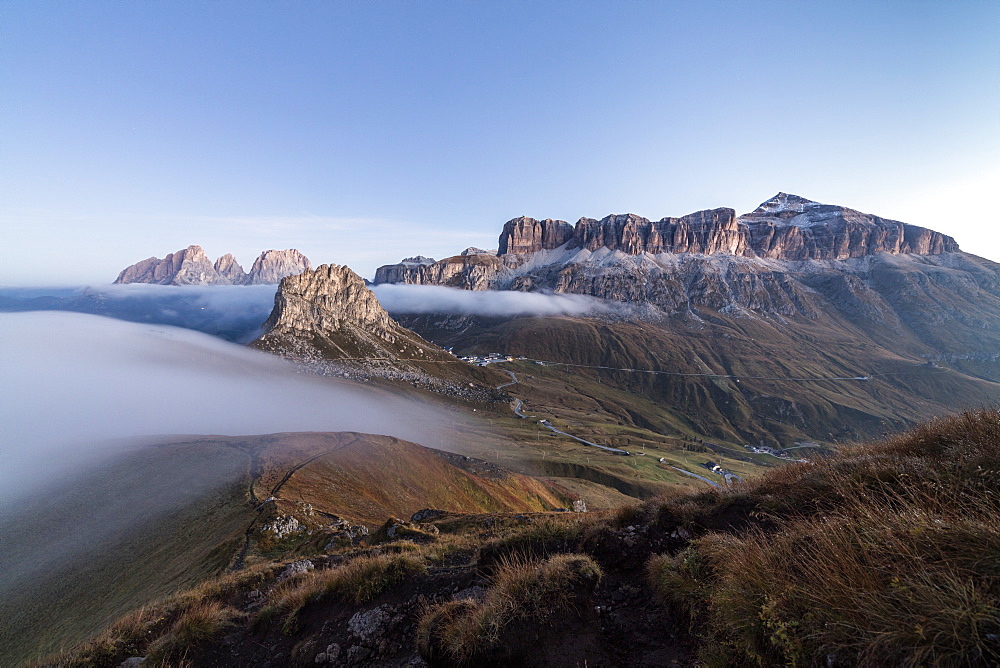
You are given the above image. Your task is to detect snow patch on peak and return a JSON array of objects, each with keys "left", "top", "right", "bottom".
[
  {"left": 752, "top": 193, "right": 823, "bottom": 215},
  {"left": 400, "top": 256, "right": 436, "bottom": 266}
]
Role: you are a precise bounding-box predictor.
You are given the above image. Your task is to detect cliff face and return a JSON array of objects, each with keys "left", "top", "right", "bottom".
[
  {"left": 373, "top": 254, "right": 507, "bottom": 289},
  {"left": 115, "top": 247, "right": 311, "bottom": 285},
  {"left": 260, "top": 264, "right": 393, "bottom": 338},
  {"left": 570, "top": 209, "right": 750, "bottom": 256},
  {"left": 489, "top": 194, "right": 956, "bottom": 261},
  {"left": 253, "top": 264, "right": 511, "bottom": 399},
  {"left": 214, "top": 254, "right": 248, "bottom": 284},
  {"left": 497, "top": 217, "right": 575, "bottom": 255}
]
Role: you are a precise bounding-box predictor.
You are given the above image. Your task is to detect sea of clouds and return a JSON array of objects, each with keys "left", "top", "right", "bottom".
[{"left": 0, "top": 311, "right": 453, "bottom": 504}]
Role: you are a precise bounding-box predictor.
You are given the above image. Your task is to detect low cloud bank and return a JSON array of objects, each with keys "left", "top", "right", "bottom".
[
  {"left": 372, "top": 284, "right": 618, "bottom": 317},
  {"left": 0, "top": 284, "right": 277, "bottom": 342},
  {"left": 0, "top": 311, "right": 451, "bottom": 504}
]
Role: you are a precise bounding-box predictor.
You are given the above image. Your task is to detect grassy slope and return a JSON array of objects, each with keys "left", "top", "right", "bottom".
[
  {"left": 52, "top": 409, "right": 1000, "bottom": 667},
  {"left": 0, "top": 440, "right": 256, "bottom": 667},
  {"left": 5, "top": 432, "right": 568, "bottom": 667},
  {"left": 403, "top": 311, "right": 999, "bottom": 447},
  {"left": 248, "top": 431, "right": 566, "bottom": 527}
]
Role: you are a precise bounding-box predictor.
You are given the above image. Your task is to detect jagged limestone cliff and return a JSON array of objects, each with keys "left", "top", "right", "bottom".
[{"left": 373, "top": 194, "right": 988, "bottom": 322}]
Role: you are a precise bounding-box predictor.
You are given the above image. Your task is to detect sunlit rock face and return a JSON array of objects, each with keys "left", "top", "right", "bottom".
[
  {"left": 115, "top": 245, "right": 221, "bottom": 285},
  {"left": 260, "top": 264, "right": 394, "bottom": 338},
  {"left": 498, "top": 217, "right": 575, "bottom": 254},
  {"left": 214, "top": 253, "right": 248, "bottom": 284},
  {"left": 115, "top": 247, "right": 311, "bottom": 285},
  {"left": 374, "top": 254, "right": 507, "bottom": 291},
  {"left": 570, "top": 208, "right": 749, "bottom": 256}
]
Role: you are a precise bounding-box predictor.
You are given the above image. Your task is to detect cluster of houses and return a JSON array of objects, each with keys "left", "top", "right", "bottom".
[{"left": 458, "top": 352, "right": 516, "bottom": 366}]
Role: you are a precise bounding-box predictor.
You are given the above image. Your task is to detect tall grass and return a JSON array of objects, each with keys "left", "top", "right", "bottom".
[{"left": 649, "top": 409, "right": 1000, "bottom": 666}]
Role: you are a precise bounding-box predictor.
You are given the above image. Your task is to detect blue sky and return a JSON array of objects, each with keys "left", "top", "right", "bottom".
[{"left": 3, "top": 1, "right": 998, "bottom": 284}]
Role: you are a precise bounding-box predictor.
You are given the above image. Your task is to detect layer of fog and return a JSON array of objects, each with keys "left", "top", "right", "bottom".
[
  {"left": 0, "top": 311, "right": 455, "bottom": 505},
  {"left": 1, "top": 284, "right": 636, "bottom": 346},
  {"left": 0, "top": 283, "right": 278, "bottom": 343},
  {"left": 372, "top": 283, "right": 619, "bottom": 317}
]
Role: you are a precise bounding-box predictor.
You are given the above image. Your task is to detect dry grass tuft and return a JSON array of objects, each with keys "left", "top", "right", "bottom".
[
  {"left": 266, "top": 552, "right": 426, "bottom": 630},
  {"left": 477, "top": 516, "right": 587, "bottom": 573},
  {"left": 418, "top": 553, "right": 602, "bottom": 665},
  {"left": 146, "top": 600, "right": 241, "bottom": 664}
]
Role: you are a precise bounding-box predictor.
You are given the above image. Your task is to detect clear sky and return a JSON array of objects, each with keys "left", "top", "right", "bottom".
[{"left": 2, "top": 0, "right": 998, "bottom": 284}]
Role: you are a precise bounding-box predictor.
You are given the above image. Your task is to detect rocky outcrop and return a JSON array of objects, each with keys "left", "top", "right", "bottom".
[
  {"left": 487, "top": 195, "right": 956, "bottom": 262},
  {"left": 260, "top": 264, "right": 394, "bottom": 338},
  {"left": 246, "top": 249, "right": 312, "bottom": 285},
  {"left": 254, "top": 264, "right": 454, "bottom": 363},
  {"left": 497, "top": 217, "right": 575, "bottom": 254},
  {"left": 115, "top": 247, "right": 311, "bottom": 285}
]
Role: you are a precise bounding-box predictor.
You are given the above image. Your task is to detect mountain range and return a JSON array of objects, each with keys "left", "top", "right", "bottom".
[
  {"left": 369, "top": 193, "right": 999, "bottom": 447},
  {"left": 115, "top": 245, "right": 311, "bottom": 285}
]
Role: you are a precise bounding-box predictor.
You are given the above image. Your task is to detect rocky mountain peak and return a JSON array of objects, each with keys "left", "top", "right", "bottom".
[
  {"left": 400, "top": 256, "right": 437, "bottom": 265},
  {"left": 260, "top": 264, "right": 392, "bottom": 338},
  {"left": 247, "top": 249, "right": 312, "bottom": 285},
  {"left": 213, "top": 253, "right": 248, "bottom": 284},
  {"left": 254, "top": 264, "right": 460, "bottom": 368},
  {"left": 740, "top": 195, "right": 959, "bottom": 259},
  {"left": 752, "top": 192, "right": 822, "bottom": 216},
  {"left": 114, "top": 245, "right": 220, "bottom": 285}
]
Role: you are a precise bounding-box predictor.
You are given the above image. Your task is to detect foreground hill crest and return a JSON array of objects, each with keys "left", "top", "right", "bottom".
[{"left": 114, "top": 245, "right": 311, "bottom": 285}]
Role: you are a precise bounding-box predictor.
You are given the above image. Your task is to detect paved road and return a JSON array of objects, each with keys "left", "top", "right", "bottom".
[
  {"left": 496, "top": 369, "right": 519, "bottom": 390},
  {"left": 666, "top": 465, "right": 720, "bottom": 488},
  {"left": 512, "top": 398, "right": 529, "bottom": 419},
  {"left": 539, "top": 420, "right": 630, "bottom": 454}
]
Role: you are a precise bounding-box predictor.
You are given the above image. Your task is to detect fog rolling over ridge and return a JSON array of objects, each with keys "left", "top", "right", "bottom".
[
  {"left": 0, "top": 311, "right": 454, "bottom": 505},
  {"left": 371, "top": 283, "right": 620, "bottom": 317},
  {"left": 0, "top": 283, "right": 626, "bottom": 346}
]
